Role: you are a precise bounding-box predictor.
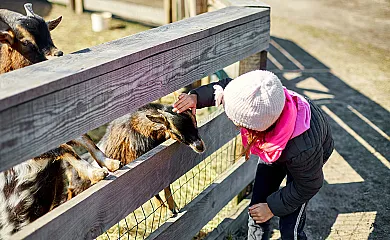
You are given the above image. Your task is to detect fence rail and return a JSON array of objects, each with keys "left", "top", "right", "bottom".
[
  {"left": 148, "top": 155, "right": 257, "bottom": 240},
  {"left": 0, "top": 6, "right": 270, "bottom": 172},
  {"left": 13, "top": 109, "right": 240, "bottom": 240},
  {"left": 0, "top": 2, "right": 270, "bottom": 239}
]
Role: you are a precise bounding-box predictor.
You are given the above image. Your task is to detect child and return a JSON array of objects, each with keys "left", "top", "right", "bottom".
[{"left": 173, "top": 70, "right": 334, "bottom": 240}]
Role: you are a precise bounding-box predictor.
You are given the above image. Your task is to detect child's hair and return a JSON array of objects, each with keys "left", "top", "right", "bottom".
[{"left": 241, "top": 122, "right": 276, "bottom": 160}]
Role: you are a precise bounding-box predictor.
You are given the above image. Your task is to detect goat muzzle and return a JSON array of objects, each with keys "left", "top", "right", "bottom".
[{"left": 190, "top": 140, "right": 205, "bottom": 153}]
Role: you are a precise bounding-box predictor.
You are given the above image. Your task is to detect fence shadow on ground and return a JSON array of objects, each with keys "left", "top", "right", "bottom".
[{"left": 264, "top": 36, "right": 390, "bottom": 239}]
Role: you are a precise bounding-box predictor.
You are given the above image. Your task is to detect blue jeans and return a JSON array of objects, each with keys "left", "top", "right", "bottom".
[{"left": 247, "top": 162, "right": 307, "bottom": 240}]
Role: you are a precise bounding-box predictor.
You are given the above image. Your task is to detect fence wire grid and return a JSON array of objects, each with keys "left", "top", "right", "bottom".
[{"left": 98, "top": 135, "right": 244, "bottom": 240}]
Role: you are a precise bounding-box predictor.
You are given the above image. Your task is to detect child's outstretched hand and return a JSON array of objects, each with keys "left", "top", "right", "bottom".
[{"left": 173, "top": 93, "right": 197, "bottom": 115}]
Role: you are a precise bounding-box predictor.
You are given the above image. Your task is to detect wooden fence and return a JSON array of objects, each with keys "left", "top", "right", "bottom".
[{"left": 0, "top": 2, "right": 270, "bottom": 239}]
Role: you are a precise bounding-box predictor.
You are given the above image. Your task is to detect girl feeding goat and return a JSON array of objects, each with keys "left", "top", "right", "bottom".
[{"left": 173, "top": 70, "right": 334, "bottom": 240}]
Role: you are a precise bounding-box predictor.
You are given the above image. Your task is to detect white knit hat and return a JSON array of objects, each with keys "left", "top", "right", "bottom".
[{"left": 223, "top": 70, "right": 285, "bottom": 131}]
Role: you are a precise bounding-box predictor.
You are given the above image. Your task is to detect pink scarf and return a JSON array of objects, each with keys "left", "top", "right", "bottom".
[{"left": 241, "top": 88, "right": 311, "bottom": 163}]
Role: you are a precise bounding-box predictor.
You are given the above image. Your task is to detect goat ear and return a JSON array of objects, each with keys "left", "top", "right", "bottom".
[
  {"left": 146, "top": 114, "right": 168, "bottom": 126},
  {"left": 0, "top": 31, "right": 14, "bottom": 46},
  {"left": 47, "top": 16, "right": 62, "bottom": 31}
]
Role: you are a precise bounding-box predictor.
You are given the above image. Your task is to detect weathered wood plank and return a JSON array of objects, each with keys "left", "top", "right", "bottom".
[
  {"left": 204, "top": 198, "right": 251, "bottom": 240},
  {"left": 0, "top": 7, "right": 268, "bottom": 108},
  {"left": 0, "top": 7, "right": 270, "bottom": 172},
  {"left": 147, "top": 155, "right": 257, "bottom": 240},
  {"left": 13, "top": 110, "right": 239, "bottom": 240}
]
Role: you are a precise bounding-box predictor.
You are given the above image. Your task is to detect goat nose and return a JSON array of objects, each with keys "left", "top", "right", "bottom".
[
  {"left": 54, "top": 50, "right": 63, "bottom": 56},
  {"left": 192, "top": 140, "right": 205, "bottom": 153}
]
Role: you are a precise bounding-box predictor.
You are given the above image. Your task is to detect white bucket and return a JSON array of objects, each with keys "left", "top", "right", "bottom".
[{"left": 91, "top": 12, "right": 112, "bottom": 32}]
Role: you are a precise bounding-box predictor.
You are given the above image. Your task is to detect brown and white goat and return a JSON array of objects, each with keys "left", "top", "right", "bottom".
[
  {"left": 0, "top": 4, "right": 121, "bottom": 239},
  {"left": 0, "top": 3, "right": 63, "bottom": 72},
  {"left": 73, "top": 103, "right": 205, "bottom": 214}
]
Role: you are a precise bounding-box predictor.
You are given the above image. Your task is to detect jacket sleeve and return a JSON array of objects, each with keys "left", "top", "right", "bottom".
[
  {"left": 266, "top": 146, "right": 325, "bottom": 216},
  {"left": 188, "top": 78, "right": 233, "bottom": 109}
]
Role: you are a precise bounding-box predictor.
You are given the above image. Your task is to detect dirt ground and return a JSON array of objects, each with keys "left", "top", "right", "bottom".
[
  {"left": 231, "top": 0, "right": 390, "bottom": 239},
  {"left": 0, "top": 0, "right": 151, "bottom": 54}
]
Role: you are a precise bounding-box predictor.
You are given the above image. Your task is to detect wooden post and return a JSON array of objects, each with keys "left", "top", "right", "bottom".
[
  {"left": 239, "top": 50, "right": 267, "bottom": 75},
  {"left": 68, "top": 0, "right": 76, "bottom": 11},
  {"left": 177, "top": 0, "right": 184, "bottom": 20},
  {"left": 260, "top": 50, "right": 267, "bottom": 70},
  {"left": 184, "top": 0, "right": 209, "bottom": 92},
  {"left": 75, "top": 0, "right": 84, "bottom": 14},
  {"left": 171, "top": 0, "right": 177, "bottom": 22},
  {"left": 196, "top": 0, "right": 208, "bottom": 15},
  {"left": 189, "top": 0, "right": 197, "bottom": 17},
  {"left": 164, "top": 0, "right": 172, "bottom": 24}
]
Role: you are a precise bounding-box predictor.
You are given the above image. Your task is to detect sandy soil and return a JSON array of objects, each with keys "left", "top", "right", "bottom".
[{"left": 1, "top": 0, "right": 151, "bottom": 54}]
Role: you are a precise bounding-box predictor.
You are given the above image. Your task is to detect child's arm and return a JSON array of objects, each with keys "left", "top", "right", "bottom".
[
  {"left": 173, "top": 78, "right": 233, "bottom": 113},
  {"left": 189, "top": 78, "right": 233, "bottom": 108},
  {"left": 266, "top": 150, "right": 324, "bottom": 217}
]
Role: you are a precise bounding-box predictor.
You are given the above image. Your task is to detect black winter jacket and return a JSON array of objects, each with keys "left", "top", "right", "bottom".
[{"left": 190, "top": 78, "right": 334, "bottom": 216}]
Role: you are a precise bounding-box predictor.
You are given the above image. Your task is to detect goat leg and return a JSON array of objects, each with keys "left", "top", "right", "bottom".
[
  {"left": 67, "top": 188, "right": 74, "bottom": 201},
  {"left": 164, "top": 186, "right": 178, "bottom": 214},
  {"left": 69, "top": 134, "right": 122, "bottom": 172},
  {"left": 154, "top": 187, "right": 178, "bottom": 214},
  {"left": 60, "top": 144, "right": 108, "bottom": 185},
  {"left": 154, "top": 194, "right": 167, "bottom": 208}
]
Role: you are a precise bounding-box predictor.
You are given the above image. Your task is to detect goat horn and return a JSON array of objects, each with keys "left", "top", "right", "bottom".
[
  {"left": 0, "top": 9, "right": 25, "bottom": 30},
  {"left": 24, "top": 3, "right": 36, "bottom": 17}
]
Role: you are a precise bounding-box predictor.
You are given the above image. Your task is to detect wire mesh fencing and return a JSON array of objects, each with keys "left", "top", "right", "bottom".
[
  {"left": 98, "top": 135, "right": 245, "bottom": 240},
  {"left": 194, "top": 197, "right": 241, "bottom": 240}
]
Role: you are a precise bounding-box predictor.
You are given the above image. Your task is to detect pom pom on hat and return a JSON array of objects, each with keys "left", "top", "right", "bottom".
[{"left": 223, "top": 70, "right": 285, "bottom": 131}]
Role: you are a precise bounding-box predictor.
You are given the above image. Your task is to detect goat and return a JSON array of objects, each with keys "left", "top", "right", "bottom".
[
  {"left": 0, "top": 4, "right": 121, "bottom": 239},
  {"left": 72, "top": 103, "right": 205, "bottom": 214},
  {"left": 0, "top": 3, "right": 63, "bottom": 72}
]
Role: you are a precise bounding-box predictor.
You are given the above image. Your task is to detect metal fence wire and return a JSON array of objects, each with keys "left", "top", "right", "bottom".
[{"left": 98, "top": 135, "right": 244, "bottom": 240}]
